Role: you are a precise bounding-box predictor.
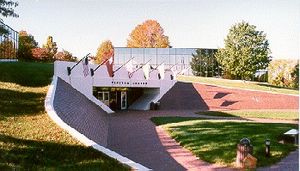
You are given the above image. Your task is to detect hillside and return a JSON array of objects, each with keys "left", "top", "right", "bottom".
[{"left": 0, "top": 62, "right": 129, "bottom": 170}]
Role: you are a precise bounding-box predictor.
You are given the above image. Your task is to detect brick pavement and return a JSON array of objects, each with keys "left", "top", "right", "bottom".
[
  {"left": 52, "top": 79, "right": 299, "bottom": 170},
  {"left": 159, "top": 82, "right": 299, "bottom": 110}
]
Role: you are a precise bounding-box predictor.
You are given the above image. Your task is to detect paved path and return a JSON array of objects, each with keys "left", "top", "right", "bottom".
[
  {"left": 107, "top": 110, "right": 237, "bottom": 171},
  {"left": 53, "top": 80, "right": 299, "bottom": 170},
  {"left": 107, "top": 110, "right": 298, "bottom": 171},
  {"left": 257, "top": 149, "right": 299, "bottom": 171}
]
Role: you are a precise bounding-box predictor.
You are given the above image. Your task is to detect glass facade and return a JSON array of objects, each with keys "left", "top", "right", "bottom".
[
  {"left": 0, "top": 21, "right": 18, "bottom": 59},
  {"left": 114, "top": 47, "right": 217, "bottom": 75}
]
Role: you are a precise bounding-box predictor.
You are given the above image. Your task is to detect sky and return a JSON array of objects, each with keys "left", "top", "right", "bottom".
[{"left": 4, "top": 0, "right": 300, "bottom": 59}]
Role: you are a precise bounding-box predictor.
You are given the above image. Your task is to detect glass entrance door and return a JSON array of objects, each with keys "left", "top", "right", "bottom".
[
  {"left": 120, "top": 91, "right": 127, "bottom": 110},
  {"left": 97, "top": 91, "right": 110, "bottom": 106}
]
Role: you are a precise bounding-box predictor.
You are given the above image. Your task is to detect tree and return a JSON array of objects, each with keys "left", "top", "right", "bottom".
[
  {"left": 268, "top": 59, "right": 299, "bottom": 88},
  {"left": 17, "top": 30, "right": 38, "bottom": 60},
  {"left": 0, "top": 0, "right": 19, "bottom": 35},
  {"left": 0, "top": 0, "right": 18, "bottom": 18},
  {"left": 190, "top": 49, "right": 219, "bottom": 77},
  {"left": 0, "top": 39, "right": 15, "bottom": 58},
  {"left": 215, "top": 21, "right": 271, "bottom": 80},
  {"left": 127, "top": 19, "right": 170, "bottom": 48},
  {"left": 31, "top": 47, "right": 48, "bottom": 61},
  {"left": 95, "top": 40, "right": 114, "bottom": 64},
  {"left": 42, "top": 36, "right": 57, "bottom": 60},
  {"left": 54, "top": 49, "right": 76, "bottom": 62}
]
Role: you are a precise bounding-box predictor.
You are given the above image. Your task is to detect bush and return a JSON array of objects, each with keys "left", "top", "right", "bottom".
[{"left": 268, "top": 60, "right": 299, "bottom": 88}]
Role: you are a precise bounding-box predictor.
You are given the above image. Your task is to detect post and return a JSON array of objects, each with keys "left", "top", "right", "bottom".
[
  {"left": 265, "top": 139, "right": 271, "bottom": 157},
  {"left": 236, "top": 138, "right": 253, "bottom": 168}
]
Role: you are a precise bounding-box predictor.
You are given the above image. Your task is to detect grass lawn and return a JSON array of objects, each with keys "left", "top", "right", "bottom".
[
  {"left": 178, "top": 75, "right": 299, "bottom": 95},
  {"left": 0, "top": 62, "right": 129, "bottom": 170},
  {"left": 151, "top": 117, "right": 298, "bottom": 167},
  {"left": 197, "top": 110, "right": 299, "bottom": 120}
]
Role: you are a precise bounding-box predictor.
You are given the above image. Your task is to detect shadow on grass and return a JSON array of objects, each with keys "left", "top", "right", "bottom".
[
  {"left": 150, "top": 117, "right": 298, "bottom": 167},
  {"left": 0, "top": 88, "right": 45, "bottom": 117},
  {"left": 0, "top": 134, "right": 129, "bottom": 171},
  {"left": 0, "top": 62, "right": 53, "bottom": 87},
  {"left": 197, "top": 111, "right": 239, "bottom": 117}
]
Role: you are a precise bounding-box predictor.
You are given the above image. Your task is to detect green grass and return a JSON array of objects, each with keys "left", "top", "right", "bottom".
[
  {"left": 0, "top": 62, "right": 129, "bottom": 170},
  {"left": 151, "top": 117, "right": 298, "bottom": 167},
  {"left": 178, "top": 75, "right": 299, "bottom": 95},
  {"left": 197, "top": 110, "right": 299, "bottom": 120}
]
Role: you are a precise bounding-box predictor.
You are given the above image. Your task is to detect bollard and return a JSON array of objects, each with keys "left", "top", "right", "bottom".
[
  {"left": 265, "top": 139, "right": 271, "bottom": 157},
  {"left": 236, "top": 138, "right": 253, "bottom": 168}
]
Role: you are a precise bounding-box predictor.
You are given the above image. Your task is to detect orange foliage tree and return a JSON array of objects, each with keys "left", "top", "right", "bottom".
[
  {"left": 95, "top": 40, "right": 114, "bottom": 64},
  {"left": 127, "top": 20, "right": 170, "bottom": 48}
]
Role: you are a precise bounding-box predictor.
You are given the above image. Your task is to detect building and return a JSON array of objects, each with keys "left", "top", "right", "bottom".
[
  {"left": 114, "top": 47, "right": 217, "bottom": 76},
  {"left": 55, "top": 47, "right": 218, "bottom": 112},
  {"left": 55, "top": 59, "right": 176, "bottom": 112},
  {"left": 0, "top": 20, "right": 18, "bottom": 60}
]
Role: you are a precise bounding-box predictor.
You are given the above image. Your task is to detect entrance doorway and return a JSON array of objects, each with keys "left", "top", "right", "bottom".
[
  {"left": 120, "top": 91, "right": 127, "bottom": 110},
  {"left": 97, "top": 91, "right": 110, "bottom": 106},
  {"left": 93, "top": 87, "right": 143, "bottom": 111}
]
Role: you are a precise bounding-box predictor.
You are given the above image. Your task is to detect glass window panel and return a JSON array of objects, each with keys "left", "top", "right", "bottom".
[
  {"left": 132, "top": 48, "right": 144, "bottom": 54},
  {"left": 169, "top": 48, "right": 176, "bottom": 55},
  {"left": 144, "top": 54, "right": 156, "bottom": 65},
  {"left": 157, "top": 54, "right": 169, "bottom": 64},
  {"left": 169, "top": 54, "right": 176, "bottom": 65},
  {"left": 98, "top": 92, "right": 103, "bottom": 100},
  {"left": 157, "top": 48, "right": 169, "bottom": 55},
  {"left": 133, "top": 54, "right": 144, "bottom": 64},
  {"left": 104, "top": 92, "right": 109, "bottom": 100},
  {"left": 144, "top": 48, "right": 156, "bottom": 55}
]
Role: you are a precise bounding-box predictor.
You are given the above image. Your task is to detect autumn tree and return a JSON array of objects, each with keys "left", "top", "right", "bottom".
[
  {"left": 54, "top": 49, "right": 76, "bottom": 62},
  {"left": 42, "top": 36, "right": 57, "bottom": 60},
  {"left": 215, "top": 21, "right": 271, "bottom": 80},
  {"left": 17, "top": 30, "right": 38, "bottom": 60},
  {"left": 31, "top": 47, "right": 48, "bottom": 61},
  {"left": 0, "top": 39, "right": 15, "bottom": 58},
  {"left": 0, "top": 0, "right": 19, "bottom": 35},
  {"left": 95, "top": 40, "right": 114, "bottom": 64},
  {"left": 127, "top": 20, "right": 170, "bottom": 48}
]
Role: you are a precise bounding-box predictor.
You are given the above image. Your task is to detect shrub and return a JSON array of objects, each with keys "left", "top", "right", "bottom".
[{"left": 268, "top": 60, "right": 299, "bottom": 88}]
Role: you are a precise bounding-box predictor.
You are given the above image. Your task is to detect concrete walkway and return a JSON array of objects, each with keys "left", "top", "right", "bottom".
[{"left": 257, "top": 149, "right": 299, "bottom": 171}]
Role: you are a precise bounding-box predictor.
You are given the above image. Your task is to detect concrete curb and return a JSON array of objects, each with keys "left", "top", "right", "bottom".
[{"left": 45, "top": 76, "right": 151, "bottom": 171}]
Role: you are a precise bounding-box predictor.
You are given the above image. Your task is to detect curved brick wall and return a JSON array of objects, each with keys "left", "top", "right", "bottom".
[{"left": 53, "top": 78, "right": 109, "bottom": 146}]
